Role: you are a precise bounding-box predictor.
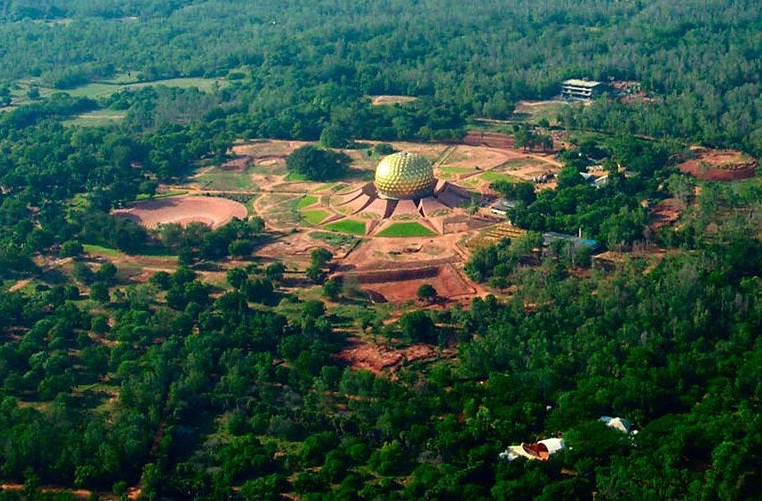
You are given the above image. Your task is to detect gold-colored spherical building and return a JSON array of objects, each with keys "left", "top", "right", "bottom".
[{"left": 374, "top": 152, "right": 436, "bottom": 200}]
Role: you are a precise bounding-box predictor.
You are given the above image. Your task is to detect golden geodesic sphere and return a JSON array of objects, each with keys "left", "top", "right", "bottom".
[{"left": 374, "top": 152, "right": 435, "bottom": 200}]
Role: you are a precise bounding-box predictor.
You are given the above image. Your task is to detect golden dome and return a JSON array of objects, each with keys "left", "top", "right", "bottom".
[{"left": 374, "top": 152, "right": 435, "bottom": 200}]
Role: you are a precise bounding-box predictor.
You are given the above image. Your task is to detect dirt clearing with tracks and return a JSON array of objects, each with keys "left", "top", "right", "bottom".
[{"left": 113, "top": 196, "right": 247, "bottom": 229}]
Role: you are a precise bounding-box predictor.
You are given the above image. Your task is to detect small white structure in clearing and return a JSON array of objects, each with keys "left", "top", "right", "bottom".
[
  {"left": 599, "top": 416, "right": 636, "bottom": 435},
  {"left": 499, "top": 438, "right": 566, "bottom": 462}
]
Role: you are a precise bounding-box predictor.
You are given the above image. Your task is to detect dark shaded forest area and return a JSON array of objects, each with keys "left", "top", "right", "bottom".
[
  {"left": 0, "top": 1, "right": 762, "bottom": 500},
  {"left": 1, "top": 0, "right": 762, "bottom": 152}
]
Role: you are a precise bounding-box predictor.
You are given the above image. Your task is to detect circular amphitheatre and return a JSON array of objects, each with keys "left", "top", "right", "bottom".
[{"left": 113, "top": 196, "right": 248, "bottom": 229}]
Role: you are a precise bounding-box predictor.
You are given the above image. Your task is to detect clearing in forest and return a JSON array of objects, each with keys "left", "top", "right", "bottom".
[
  {"left": 335, "top": 338, "right": 437, "bottom": 374},
  {"left": 512, "top": 99, "right": 571, "bottom": 125},
  {"left": 36, "top": 76, "right": 227, "bottom": 100},
  {"left": 370, "top": 95, "right": 417, "bottom": 106},
  {"left": 677, "top": 148, "right": 757, "bottom": 181},
  {"left": 112, "top": 196, "right": 248, "bottom": 229},
  {"left": 360, "top": 264, "right": 476, "bottom": 303}
]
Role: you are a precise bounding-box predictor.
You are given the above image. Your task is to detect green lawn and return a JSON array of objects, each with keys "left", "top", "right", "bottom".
[
  {"left": 377, "top": 222, "right": 436, "bottom": 237},
  {"left": 325, "top": 219, "right": 366, "bottom": 235},
  {"left": 83, "top": 243, "right": 177, "bottom": 259},
  {"left": 296, "top": 195, "right": 319, "bottom": 209},
  {"left": 83, "top": 244, "right": 124, "bottom": 257},
  {"left": 285, "top": 172, "right": 309, "bottom": 182},
  {"left": 196, "top": 167, "right": 255, "bottom": 191},
  {"left": 300, "top": 209, "right": 331, "bottom": 225},
  {"left": 480, "top": 171, "right": 520, "bottom": 183}
]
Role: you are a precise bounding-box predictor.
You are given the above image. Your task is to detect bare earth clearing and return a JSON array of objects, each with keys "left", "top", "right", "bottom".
[
  {"left": 650, "top": 198, "right": 686, "bottom": 231},
  {"left": 113, "top": 196, "right": 248, "bottom": 229},
  {"left": 361, "top": 264, "right": 476, "bottom": 303},
  {"left": 335, "top": 338, "right": 438, "bottom": 374},
  {"left": 677, "top": 148, "right": 757, "bottom": 181},
  {"left": 112, "top": 137, "right": 563, "bottom": 303},
  {"left": 370, "top": 95, "right": 417, "bottom": 106}
]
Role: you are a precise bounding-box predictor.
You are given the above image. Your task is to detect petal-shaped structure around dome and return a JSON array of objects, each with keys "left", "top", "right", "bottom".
[{"left": 374, "top": 152, "right": 435, "bottom": 200}]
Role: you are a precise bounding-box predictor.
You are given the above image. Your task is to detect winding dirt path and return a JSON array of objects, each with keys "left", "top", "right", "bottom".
[{"left": 7, "top": 257, "right": 72, "bottom": 292}]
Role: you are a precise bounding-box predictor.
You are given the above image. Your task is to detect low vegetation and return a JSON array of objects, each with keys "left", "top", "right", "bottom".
[
  {"left": 0, "top": 1, "right": 761, "bottom": 499},
  {"left": 324, "top": 219, "right": 366, "bottom": 235},
  {"left": 296, "top": 195, "right": 319, "bottom": 209},
  {"left": 377, "top": 222, "right": 437, "bottom": 237},
  {"left": 300, "top": 209, "right": 331, "bottom": 225}
]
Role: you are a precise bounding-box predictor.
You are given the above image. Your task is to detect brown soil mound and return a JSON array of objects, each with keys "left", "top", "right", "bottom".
[
  {"left": 677, "top": 149, "right": 757, "bottom": 181},
  {"left": 650, "top": 198, "right": 686, "bottom": 230},
  {"left": 113, "top": 196, "right": 247, "bottom": 229},
  {"left": 335, "top": 338, "right": 437, "bottom": 374},
  {"left": 340, "top": 264, "right": 475, "bottom": 302},
  {"left": 345, "top": 266, "right": 440, "bottom": 284},
  {"left": 462, "top": 131, "right": 515, "bottom": 149},
  {"left": 221, "top": 156, "right": 251, "bottom": 171}
]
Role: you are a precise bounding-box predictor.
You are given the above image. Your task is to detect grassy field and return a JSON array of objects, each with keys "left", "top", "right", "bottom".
[
  {"left": 63, "top": 109, "right": 127, "bottom": 127},
  {"left": 480, "top": 171, "right": 520, "bottom": 183},
  {"left": 296, "top": 195, "right": 319, "bottom": 209},
  {"left": 301, "top": 209, "right": 331, "bottom": 225},
  {"left": 83, "top": 244, "right": 125, "bottom": 257},
  {"left": 40, "top": 76, "right": 226, "bottom": 100},
  {"left": 512, "top": 100, "right": 571, "bottom": 126},
  {"left": 83, "top": 243, "right": 177, "bottom": 260},
  {"left": 196, "top": 167, "right": 256, "bottom": 191},
  {"left": 377, "top": 222, "right": 436, "bottom": 237},
  {"left": 310, "top": 231, "right": 358, "bottom": 247},
  {"left": 438, "top": 166, "right": 475, "bottom": 180},
  {"left": 285, "top": 172, "right": 309, "bottom": 182},
  {"left": 461, "top": 178, "right": 482, "bottom": 188},
  {"left": 2, "top": 76, "right": 228, "bottom": 115},
  {"left": 312, "top": 182, "right": 339, "bottom": 192},
  {"left": 439, "top": 166, "right": 474, "bottom": 175},
  {"left": 325, "top": 219, "right": 366, "bottom": 235},
  {"left": 136, "top": 190, "right": 187, "bottom": 201}
]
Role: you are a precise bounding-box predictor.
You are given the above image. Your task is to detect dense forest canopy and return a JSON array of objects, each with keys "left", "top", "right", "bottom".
[
  {"left": 0, "top": 1, "right": 762, "bottom": 151},
  {"left": 0, "top": 0, "right": 761, "bottom": 499}
]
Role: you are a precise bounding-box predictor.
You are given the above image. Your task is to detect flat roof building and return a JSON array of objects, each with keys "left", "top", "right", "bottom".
[
  {"left": 490, "top": 198, "right": 517, "bottom": 217},
  {"left": 561, "top": 79, "right": 607, "bottom": 101}
]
